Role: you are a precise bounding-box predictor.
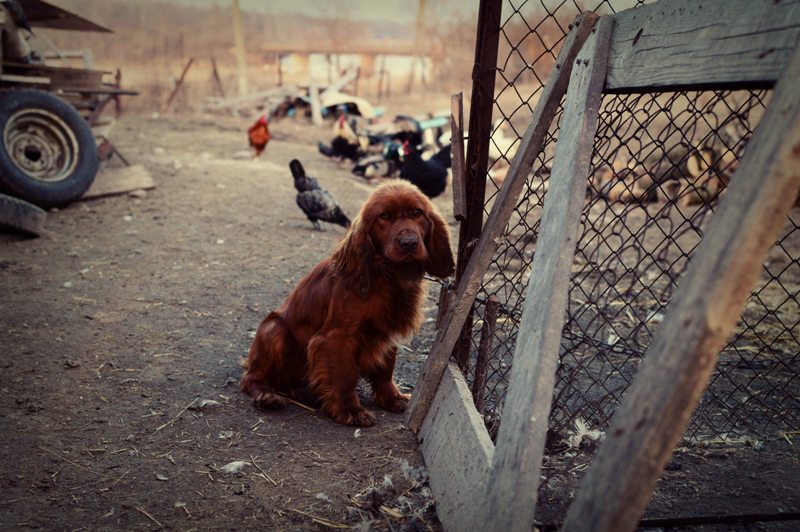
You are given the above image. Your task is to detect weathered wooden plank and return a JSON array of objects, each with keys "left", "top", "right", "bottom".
[
  {"left": 406, "top": 11, "right": 600, "bottom": 433},
  {"left": 450, "top": 93, "right": 467, "bottom": 221},
  {"left": 0, "top": 74, "right": 50, "bottom": 85},
  {"left": 83, "top": 164, "right": 154, "bottom": 200},
  {"left": 606, "top": 0, "right": 800, "bottom": 92},
  {"left": 475, "top": 16, "right": 615, "bottom": 532},
  {"left": 562, "top": 41, "right": 800, "bottom": 532},
  {"left": 419, "top": 363, "right": 494, "bottom": 532}
]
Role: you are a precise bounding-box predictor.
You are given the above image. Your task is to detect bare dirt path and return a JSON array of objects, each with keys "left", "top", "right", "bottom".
[{"left": 0, "top": 113, "right": 451, "bottom": 530}]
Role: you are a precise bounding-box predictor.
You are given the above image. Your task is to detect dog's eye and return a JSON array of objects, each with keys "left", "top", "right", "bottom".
[
  {"left": 412, "top": 208, "right": 423, "bottom": 217},
  {"left": 379, "top": 212, "right": 391, "bottom": 220}
]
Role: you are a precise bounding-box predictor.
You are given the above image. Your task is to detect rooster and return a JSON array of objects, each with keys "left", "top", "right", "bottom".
[
  {"left": 289, "top": 159, "right": 351, "bottom": 230},
  {"left": 398, "top": 143, "right": 451, "bottom": 199},
  {"left": 318, "top": 115, "right": 368, "bottom": 161},
  {"left": 248, "top": 114, "right": 272, "bottom": 160}
]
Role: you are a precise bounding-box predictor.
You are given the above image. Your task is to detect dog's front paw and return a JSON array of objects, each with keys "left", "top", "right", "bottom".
[
  {"left": 333, "top": 407, "right": 376, "bottom": 427},
  {"left": 375, "top": 392, "right": 410, "bottom": 413},
  {"left": 253, "top": 390, "right": 287, "bottom": 410}
]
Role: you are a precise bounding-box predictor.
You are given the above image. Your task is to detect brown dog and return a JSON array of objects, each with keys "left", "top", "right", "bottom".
[{"left": 241, "top": 180, "right": 455, "bottom": 426}]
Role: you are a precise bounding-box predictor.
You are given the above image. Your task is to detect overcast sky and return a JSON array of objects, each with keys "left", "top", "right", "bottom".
[{"left": 145, "top": 0, "right": 477, "bottom": 23}]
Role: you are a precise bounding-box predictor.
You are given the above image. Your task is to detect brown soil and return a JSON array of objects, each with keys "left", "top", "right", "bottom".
[
  {"left": 5, "top": 109, "right": 799, "bottom": 532},
  {"left": 0, "top": 112, "right": 451, "bottom": 531}
]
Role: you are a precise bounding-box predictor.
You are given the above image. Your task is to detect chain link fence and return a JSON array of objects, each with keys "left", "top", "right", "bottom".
[{"left": 455, "top": 0, "right": 800, "bottom": 445}]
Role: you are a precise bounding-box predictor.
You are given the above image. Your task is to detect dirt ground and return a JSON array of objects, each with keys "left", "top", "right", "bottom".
[
  {"left": 4, "top": 108, "right": 800, "bottom": 532},
  {"left": 0, "top": 112, "right": 453, "bottom": 531}
]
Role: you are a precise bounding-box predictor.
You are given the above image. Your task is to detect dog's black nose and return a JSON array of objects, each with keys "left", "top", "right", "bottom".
[{"left": 398, "top": 234, "right": 419, "bottom": 252}]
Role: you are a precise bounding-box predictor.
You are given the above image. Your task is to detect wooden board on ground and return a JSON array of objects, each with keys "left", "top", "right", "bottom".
[
  {"left": 419, "top": 363, "right": 494, "bottom": 532},
  {"left": 83, "top": 164, "right": 154, "bottom": 200}
]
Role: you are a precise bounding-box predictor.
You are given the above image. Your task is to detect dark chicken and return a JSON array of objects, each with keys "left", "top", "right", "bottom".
[
  {"left": 399, "top": 143, "right": 451, "bottom": 199},
  {"left": 290, "top": 159, "right": 351, "bottom": 230}
]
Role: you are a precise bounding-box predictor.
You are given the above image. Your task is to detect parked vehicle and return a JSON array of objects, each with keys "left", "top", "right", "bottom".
[{"left": 0, "top": 0, "right": 136, "bottom": 209}]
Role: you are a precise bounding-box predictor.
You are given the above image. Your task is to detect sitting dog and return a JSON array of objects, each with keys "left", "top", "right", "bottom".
[{"left": 241, "top": 180, "right": 455, "bottom": 426}]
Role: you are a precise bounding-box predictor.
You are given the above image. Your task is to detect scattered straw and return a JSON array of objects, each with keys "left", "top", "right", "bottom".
[
  {"left": 290, "top": 508, "right": 349, "bottom": 529},
  {"left": 281, "top": 396, "right": 316, "bottom": 412},
  {"left": 39, "top": 446, "right": 110, "bottom": 480},
  {"left": 249, "top": 454, "right": 278, "bottom": 485},
  {"left": 135, "top": 506, "right": 163, "bottom": 527},
  {"left": 150, "top": 397, "right": 198, "bottom": 436}
]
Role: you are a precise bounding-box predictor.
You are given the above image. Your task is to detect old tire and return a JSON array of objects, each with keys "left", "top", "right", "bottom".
[
  {"left": 0, "top": 192, "right": 46, "bottom": 237},
  {"left": 0, "top": 90, "right": 98, "bottom": 208}
]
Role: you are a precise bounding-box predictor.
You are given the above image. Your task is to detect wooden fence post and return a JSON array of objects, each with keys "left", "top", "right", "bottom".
[
  {"left": 450, "top": 92, "right": 467, "bottom": 222},
  {"left": 309, "top": 84, "right": 323, "bottom": 126},
  {"left": 231, "top": 0, "right": 249, "bottom": 96},
  {"left": 452, "top": 0, "right": 503, "bottom": 372}
]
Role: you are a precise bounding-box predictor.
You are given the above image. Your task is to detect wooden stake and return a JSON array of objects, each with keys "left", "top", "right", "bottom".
[
  {"left": 309, "top": 84, "right": 323, "bottom": 126},
  {"left": 162, "top": 57, "right": 194, "bottom": 112},
  {"left": 113, "top": 68, "right": 122, "bottom": 116},
  {"left": 231, "top": 0, "right": 249, "bottom": 96},
  {"left": 210, "top": 56, "right": 225, "bottom": 97},
  {"left": 377, "top": 57, "right": 385, "bottom": 100},
  {"left": 450, "top": 92, "right": 467, "bottom": 221}
]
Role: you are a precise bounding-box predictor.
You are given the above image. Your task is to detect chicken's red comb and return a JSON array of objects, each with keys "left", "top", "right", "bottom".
[{"left": 257, "top": 114, "right": 268, "bottom": 125}]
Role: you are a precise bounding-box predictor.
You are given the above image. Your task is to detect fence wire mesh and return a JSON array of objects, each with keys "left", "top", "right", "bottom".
[{"left": 457, "top": 0, "right": 800, "bottom": 447}]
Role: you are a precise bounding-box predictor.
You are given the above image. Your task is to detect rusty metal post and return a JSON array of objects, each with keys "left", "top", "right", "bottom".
[
  {"left": 453, "top": 0, "right": 502, "bottom": 371},
  {"left": 473, "top": 296, "right": 499, "bottom": 412}
]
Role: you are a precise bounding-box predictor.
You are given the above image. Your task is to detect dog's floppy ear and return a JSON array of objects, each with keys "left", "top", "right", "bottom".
[
  {"left": 331, "top": 214, "right": 374, "bottom": 297},
  {"left": 424, "top": 207, "right": 455, "bottom": 279}
]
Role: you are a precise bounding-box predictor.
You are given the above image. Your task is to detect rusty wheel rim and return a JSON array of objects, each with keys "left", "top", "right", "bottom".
[{"left": 3, "top": 108, "right": 80, "bottom": 183}]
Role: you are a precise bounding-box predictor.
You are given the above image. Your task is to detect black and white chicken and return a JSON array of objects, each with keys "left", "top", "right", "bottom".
[
  {"left": 317, "top": 115, "right": 367, "bottom": 162},
  {"left": 351, "top": 141, "right": 403, "bottom": 180},
  {"left": 289, "top": 159, "right": 351, "bottom": 230},
  {"left": 398, "top": 143, "right": 451, "bottom": 199}
]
